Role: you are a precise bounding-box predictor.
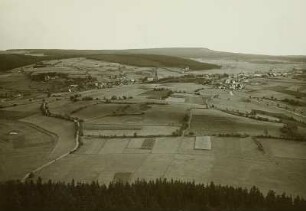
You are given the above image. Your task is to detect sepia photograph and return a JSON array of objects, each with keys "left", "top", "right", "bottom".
[{"left": 0, "top": 0, "right": 306, "bottom": 210}]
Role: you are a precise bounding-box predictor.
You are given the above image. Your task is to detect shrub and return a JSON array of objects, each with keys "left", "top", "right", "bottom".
[{"left": 82, "top": 96, "right": 93, "bottom": 101}]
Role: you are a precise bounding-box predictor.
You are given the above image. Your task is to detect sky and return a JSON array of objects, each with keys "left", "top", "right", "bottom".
[{"left": 0, "top": 0, "right": 306, "bottom": 55}]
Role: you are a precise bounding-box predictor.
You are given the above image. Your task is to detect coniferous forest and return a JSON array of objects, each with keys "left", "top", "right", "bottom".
[{"left": 0, "top": 178, "right": 305, "bottom": 211}]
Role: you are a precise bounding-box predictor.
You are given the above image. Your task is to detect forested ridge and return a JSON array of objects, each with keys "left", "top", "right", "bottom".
[
  {"left": 0, "top": 52, "right": 219, "bottom": 72},
  {"left": 0, "top": 178, "right": 305, "bottom": 211}
]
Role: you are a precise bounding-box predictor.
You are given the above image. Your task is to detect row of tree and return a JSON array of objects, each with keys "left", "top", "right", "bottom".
[{"left": 0, "top": 178, "right": 305, "bottom": 211}]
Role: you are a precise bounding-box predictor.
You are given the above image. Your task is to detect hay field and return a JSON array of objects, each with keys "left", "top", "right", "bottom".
[
  {"left": 79, "top": 84, "right": 146, "bottom": 99},
  {"left": 158, "top": 83, "right": 204, "bottom": 93},
  {"left": 84, "top": 124, "right": 179, "bottom": 137},
  {"left": 48, "top": 99, "right": 98, "bottom": 116},
  {"left": 32, "top": 136, "right": 306, "bottom": 197},
  {"left": 78, "top": 104, "right": 187, "bottom": 127},
  {"left": 72, "top": 103, "right": 123, "bottom": 120},
  {"left": 0, "top": 120, "right": 54, "bottom": 181},
  {"left": 79, "top": 103, "right": 189, "bottom": 137},
  {"left": 189, "top": 109, "right": 283, "bottom": 136},
  {"left": 21, "top": 114, "right": 75, "bottom": 159}
]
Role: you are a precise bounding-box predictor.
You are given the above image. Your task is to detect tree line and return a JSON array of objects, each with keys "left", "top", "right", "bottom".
[{"left": 0, "top": 178, "right": 305, "bottom": 211}]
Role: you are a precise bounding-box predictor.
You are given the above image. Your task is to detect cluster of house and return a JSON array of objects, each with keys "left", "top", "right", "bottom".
[
  {"left": 94, "top": 78, "right": 136, "bottom": 89},
  {"left": 216, "top": 70, "right": 290, "bottom": 90},
  {"left": 253, "top": 72, "right": 288, "bottom": 78},
  {"left": 266, "top": 71, "right": 288, "bottom": 77},
  {"left": 145, "top": 66, "right": 190, "bottom": 82},
  {"left": 68, "top": 77, "right": 136, "bottom": 92},
  {"left": 181, "top": 66, "right": 190, "bottom": 74},
  {"left": 218, "top": 76, "right": 245, "bottom": 90}
]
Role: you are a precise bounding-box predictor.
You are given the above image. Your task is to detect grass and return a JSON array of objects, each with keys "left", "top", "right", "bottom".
[
  {"left": 0, "top": 110, "right": 35, "bottom": 120},
  {"left": 270, "top": 86, "right": 306, "bottom": 98},
  {"left": 190, "top": 109, "right": 283, "bottom": 137}
]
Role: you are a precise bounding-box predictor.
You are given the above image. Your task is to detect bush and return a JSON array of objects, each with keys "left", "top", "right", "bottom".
[
  {"left": 82, "top": 96, "right": 93, "bottom": 101},
  {"left": 189, "top": 131, "right": 194, "bottom": 136}
]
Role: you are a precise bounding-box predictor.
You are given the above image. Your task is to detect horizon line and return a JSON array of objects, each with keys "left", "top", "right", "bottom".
[{"left": 2, "top": 47, "right": 306, "bottom": 57}]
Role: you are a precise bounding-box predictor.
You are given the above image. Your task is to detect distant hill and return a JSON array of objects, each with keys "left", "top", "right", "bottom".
[
  {"left": 8, "top": 48, "right": 306, "bottom": 63},
  {"left": 3, "top": 47, "right": 306, "bottom": 72},
  {"left": 0, "top": 54, "right": 45, "bottom": 72},
  {"left": 118, "top": 48, "right": 306, "bottom": 63},
  {"left": 0, "top": 54, "right": 76, "bottom": 72},
  {"left": 87, "top": 54, "right": 220, "bottom": 70},
  {"left": 0, "top": 51, "right": 220, "bottom": 72}
]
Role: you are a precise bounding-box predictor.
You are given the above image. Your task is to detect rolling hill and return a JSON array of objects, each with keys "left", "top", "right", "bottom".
[
  {"left": 0, "top": 51, "right": 220, "bottom": 72},
  {"left": 8, "top": 48, "right": 306, "bottom": 63},
  {"left": 2, "top": 47, "right": 306, "bottom": 72}
]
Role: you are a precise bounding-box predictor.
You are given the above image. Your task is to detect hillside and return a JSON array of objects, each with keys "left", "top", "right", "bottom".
[
  {"left": 0, "top": 54, "right": 76, "bottom": 72},
  {"left": 119, "top": 48, "right": 306, "bottom": 63},
  {"left": 3, "top": 48, "right": 306, "bottom": 72},
  {"left": 87, "top": 54, "right": 220, "bottom": 70},
  {"left": 0, "top": 54, "right": 45, "bottom": 72},
  {"left": 0, "top": 52, "right": 220, "bottom": 72},
  {"left": 8, "top": 48, "right": 306, "bottom": 63}
]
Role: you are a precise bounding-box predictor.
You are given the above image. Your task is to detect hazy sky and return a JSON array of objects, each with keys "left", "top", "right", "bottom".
[{"left": 1, "top": 0, "right": 306, "bottom": 55}]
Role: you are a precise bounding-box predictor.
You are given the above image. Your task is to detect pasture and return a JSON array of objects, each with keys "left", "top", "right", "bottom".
[
  {"left": 0, "top": 120, "right": 54, "bottom": 181},
  {"left": 189, "top": 109, "right": 283, "bottom": 136},
  {"left": 21, "top": 114, "right": 76, "bottom": 159}
]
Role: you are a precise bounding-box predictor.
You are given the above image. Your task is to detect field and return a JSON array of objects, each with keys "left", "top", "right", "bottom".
[
  {"left": 73, "top": 103, "right": 187, "bottom": 126},
  {"left": 189, "top": 109, "right": 283, "bottom": 136},
  {"left": 141, "top": 89, "right": 172, "bottom": 100},
  {"left": 84, "top": 125, "right": 179, "bottom": 137},
  {"left": 79, "top": 84, "right": 147, "bottom": 99},
  {"left": 77, "top": 103, "right": 187, "bottom": 137},
  {"left": 0, "top": 120, "right": 55, "bottom": 181},
  {"left": 30, "top": 136, "right": 306, "bottom": 197},
  {"left": 21, "top": 114, "right": 76, "bottom": 159}
]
